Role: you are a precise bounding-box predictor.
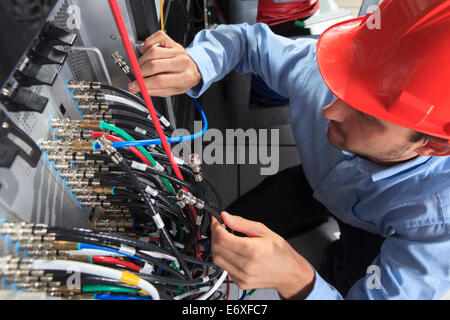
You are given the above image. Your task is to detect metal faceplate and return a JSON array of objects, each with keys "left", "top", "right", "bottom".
[{"left": 0, "top": 0, "right": 138, "bottom": 257}]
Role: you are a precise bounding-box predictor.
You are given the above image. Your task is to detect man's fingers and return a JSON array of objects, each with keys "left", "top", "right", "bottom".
[
  {"left": 132, "top": 73, "right": 196, "bottom": 93},
  {"left": 138, "top": 46, "right": 181, "bottom": 66},
  {"left": 211, "top": 216, "right": 255, "bottom": 257},
  {"left": 139, "top": 56, "right": 190, "bottom": 78},
  {"left": 221, "top": 212, "right": 269, "bottom": 238},
  {"left": 141, "top": 30, "right": 178, "bottom": 53},
  {"left": 212, "top": 244, "right": 247, "bottom": 270}
]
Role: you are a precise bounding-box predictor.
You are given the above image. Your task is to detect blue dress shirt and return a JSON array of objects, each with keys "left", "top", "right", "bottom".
[{"left": 185, "top": 22, "right": 450, "bottom": 300}]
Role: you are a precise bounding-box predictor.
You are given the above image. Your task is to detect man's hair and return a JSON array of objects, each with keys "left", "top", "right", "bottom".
[{"left": 410, "top": 131, "right": 435, "bottom": 143}]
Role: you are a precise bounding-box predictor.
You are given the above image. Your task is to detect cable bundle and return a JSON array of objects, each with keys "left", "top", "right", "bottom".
[
  {"left": 0, "top": 80, "right": 228, "bottom": 300},
  {"left": 257, "top": 0, "right": 320, "bottom": 26},
  {"left": 0, "top": 0, "right": 231, "bottom": 301}
]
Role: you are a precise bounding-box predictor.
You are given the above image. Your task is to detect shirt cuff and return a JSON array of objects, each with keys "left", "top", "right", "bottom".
[
  {"left": 185, "top": 45, "right": 216, "bottom": 98},
  {"left": 304, "top": 267, "right": 344, "bottom": 300}
]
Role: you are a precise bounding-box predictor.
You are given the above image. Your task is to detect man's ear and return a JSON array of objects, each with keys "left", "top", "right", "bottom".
[{"left": 415, "top": 140, "right": 450, "bottom": 157}]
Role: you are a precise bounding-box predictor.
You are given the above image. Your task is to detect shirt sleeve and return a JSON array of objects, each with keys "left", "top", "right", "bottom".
[
  {"left": 185, "top": 22, "right": 318, "bottom": 99},
  {"left": 305, "top": 223, "right": 450, "bottom": 300}
]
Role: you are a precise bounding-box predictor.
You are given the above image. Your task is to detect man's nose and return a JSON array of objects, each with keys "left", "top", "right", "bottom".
[{"left": 322, "top": 99, "right": 353, "bottom": 122}]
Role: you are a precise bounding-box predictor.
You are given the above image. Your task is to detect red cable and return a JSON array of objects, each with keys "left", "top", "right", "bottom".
[
  {"left": 92, "top": 255, "right": 141, "bottom": 272},
  {"left": 108, "top": 0, "right": 184, "bottom": 181},
  {"left": 107, "top": 0, "right": 199, "bottom": 226},
  {"left": 257, "top": 0, "right": 320, "bottom": 26},
  {"left": 92, "top": 131, "right": 201, "bottom": 257}
]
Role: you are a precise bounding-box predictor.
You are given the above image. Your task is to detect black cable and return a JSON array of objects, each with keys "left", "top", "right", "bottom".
[
  {"left": 100, "top": 83, "right": 175, "bottom": 134},
  {"left": 116, "top": 156, "right": 193, "bottom": 279},
  {"left": 131, "top": 165, "right": 194, "bottom": 190},
  {"left": 53, "top": 232, "right": 187, "bottom": 279}
]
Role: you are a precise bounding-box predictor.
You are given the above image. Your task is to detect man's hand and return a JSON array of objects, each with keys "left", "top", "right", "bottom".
[
  {"left": 128, "top": 30, "right": 202, "bottom": 97},
  {"left": 211, "top": 212, "right": 316, "bottom": 299}
]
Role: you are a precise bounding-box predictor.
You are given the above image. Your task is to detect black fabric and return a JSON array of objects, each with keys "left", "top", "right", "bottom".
[{"left": 226, "top": 165, "right": 385, "bottom": 297}]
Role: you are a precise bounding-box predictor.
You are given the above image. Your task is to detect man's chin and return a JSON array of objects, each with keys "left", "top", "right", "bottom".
[{"left": 326, "top": 129, "right": 347, "bottom": 151}]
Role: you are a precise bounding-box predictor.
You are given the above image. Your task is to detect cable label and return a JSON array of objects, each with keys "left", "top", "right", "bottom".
[
  {"left": 131, "top": 161, "right": 147, "bottom": 172},
  {"left": 152, "top": 214, "right": 165, "bottom": 229},
  {"left": 159, "top": 116, "right": 170, "bottom": 127},
  {"left": 120, "top": 271, "right": 140, "bottom": 287},
  {"left": 155, "top": 162, "right": 164, "bottom": 172},
  {"left": 145, "top": 185, "right": 158, "bottom": 197},
  {"left": 174, "top": 157, "right": 184, "bottom": 165},
  {"left": 119, "top": 244, "right": 136, "bottom": 256},
  {"left": 140, "top": 262, "right": 154, "bottom": 275},
  {"left": 134, "top": 127, "right": 147, "bottom": 135}
]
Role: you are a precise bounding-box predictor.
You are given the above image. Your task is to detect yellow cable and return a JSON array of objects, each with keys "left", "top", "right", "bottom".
[
  {"left": 160, "top": 0, "right": 164, "bottom": 31},
  {"left": 120, "top": 270, "right": 141, "bottom": 287}
]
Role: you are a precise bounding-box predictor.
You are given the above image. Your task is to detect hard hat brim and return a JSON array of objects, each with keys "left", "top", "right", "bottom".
[{"left": 316, "top": 17, "right": 450, "bottom": 140}]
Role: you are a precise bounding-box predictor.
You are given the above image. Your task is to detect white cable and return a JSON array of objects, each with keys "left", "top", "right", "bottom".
[
  {"left": 31, "top": 259, "right": 160, "bottom": 300},
  {"left": 105, "top": 94, "right": 149, "bottom": 114},
  {"left": 173, "top": 286, "right": 211, "bottom": 300},
  {"left": 196, "top": 270, "right": 228, "bottom": 300},
  {"left": 140, "top": 250, "right": 177, "bottom": 262},
  {"left": 66, "top": 249, "right": 123, "bottom": 257}
]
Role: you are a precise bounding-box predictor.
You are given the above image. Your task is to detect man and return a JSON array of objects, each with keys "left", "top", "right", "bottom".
[{"left": 129, "top": 0, "right": 450, "bottom": 299}]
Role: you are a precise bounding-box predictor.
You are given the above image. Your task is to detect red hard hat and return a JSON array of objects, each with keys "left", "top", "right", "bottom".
[{"left": 317, "top": 0, "right": 450, "bottom": 142}]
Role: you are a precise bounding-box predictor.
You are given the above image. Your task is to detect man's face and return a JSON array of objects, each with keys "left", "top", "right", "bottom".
[{"left": 322, "top": 99, "right": 426, "bottom": 164}]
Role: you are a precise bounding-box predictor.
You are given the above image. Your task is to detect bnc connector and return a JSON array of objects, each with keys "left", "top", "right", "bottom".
[
  {"left": 49, "top": 118, "right": 78, "bottom": 129},
  {"left": 97, "top": 136, "right": 123, "bottom": 164},
  {"left": 0, "top": 256, "right": 34, "bottom": 276},
  {"left": 71, "top": 140, "right": 95, "bottom": 152},
  {"left": 189, "top": 153, "right": 203, "bottom": 182},
  {"left": 75, "top": 194, "right": 107, "bottom": 201},
  {"left": 0, "top": 222, "right": 48, "bottom": 237},
  {"left": 39, "top": 140, "right": 72, "bottom": 152},
  {"left": 94, "top": 218, "right": 134, "bottom": 231},
  {"left": 102, "top": 207, "right": 130, "bottom": 214},
  {"left": 82, "top": 113, "right": 113, "bottom": 120},
  {"left": 72, "top": 91, "right": 105, "bottom": 102},
  {"left": 8, "top": 233, "right": 55, "bottom": 244},
  {"left": 67, "top": 80, "right": 102, "bottom": 91},
  {"left": 17, "top": 242, "right": 55, "bottom": 251},
  {"left": 59, "top": 169, "right": 96, "bottom": 180},
  {"left": 176, "top": 189, "right": 205, "bottom": 210},
  {"left": 26, "top": 249, "right": 60, "bottom": 259},
  {"left": 112, "top": 51, "right": 131, "bottom": 74},
  {"left": 79, "top": 200, "right": 112, "bottom": 208},
  {"left": 100, "top": 212, "right": 132, "bottom": 219},
  {"left": 65, "top": 179, "right": 101, "bottom": 188},
  {"left": 79, "top": 120, "right": 101, "bottom": 129},
  {"left": 55, "top": 129, "right": 92, "bottom": 140},
  {"left": 77, "top": 102, "right": 110, "bottom": 112},
  {"left": 46, "top": 152, "right": 72, "bottom": 163},
  {"left": 53, "top": 162, "right": 71, "bottom": 170}
]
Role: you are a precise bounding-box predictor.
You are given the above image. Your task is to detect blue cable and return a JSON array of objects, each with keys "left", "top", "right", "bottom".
[
  {"left": 0, "top": 218, "right": 7, "bottom": 239},
  {"left": 64, "top": 78, "right": 208, "bottom": 150},
  {"left": 2, "top": 277, "right": 11, "bottom": 288},
  {"left": 6, "top": 235, "right": 14, "bottom": 247},
  {"left": 77, "top": 242, "right": 143, "bottom": 261},
  {"left": 92, "top": 97, "right": 208, "bottom": 150},
  {"left": 239, "top": 290, "right": 247, "bottom": 300},
  {"left": 93, "top": 294, "right": 152, "bottom": 300}
]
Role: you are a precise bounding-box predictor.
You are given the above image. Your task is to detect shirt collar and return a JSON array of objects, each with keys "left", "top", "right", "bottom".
[{"left": 340, "top": 150, "right": 432, "bottom": 182}]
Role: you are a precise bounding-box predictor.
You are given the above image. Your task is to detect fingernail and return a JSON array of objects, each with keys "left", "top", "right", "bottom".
[
  {"left": 222, "top": 211, "right": 232, "bottom": 223},
  {"left": 128, "top": 82, "right": 137, "bottom": 91}
]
